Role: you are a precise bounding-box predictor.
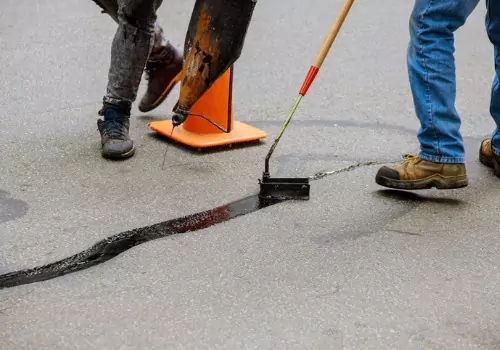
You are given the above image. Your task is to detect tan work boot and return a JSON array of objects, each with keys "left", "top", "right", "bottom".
[
  {"left": 375, "top": 155, "right": 468, "bottom": 190},
  {"left": 479, "top": 138, "right": 500, "bottom": 177}
]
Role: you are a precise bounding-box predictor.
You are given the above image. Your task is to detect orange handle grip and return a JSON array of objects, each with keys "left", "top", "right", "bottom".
[
  {"left": 299, "top": 66, "right": 319, "bottom": 96},
  {"left": 299, "top": 0, "right": 355, "bottom": 96}
]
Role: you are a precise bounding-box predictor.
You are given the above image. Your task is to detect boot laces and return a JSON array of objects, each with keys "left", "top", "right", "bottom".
[
  {"left": 101, "top": 119, "right": 127, "bottom": 140},
  {"left": 402, "top": 154, "right": 419, "bottom": 164}
]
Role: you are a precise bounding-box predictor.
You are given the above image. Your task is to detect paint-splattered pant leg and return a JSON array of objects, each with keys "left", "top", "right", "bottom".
[
  {"left": 92, "top": 0, "right": 168, "bottom": 60},
  {"left": 101, "top": 0, "right": 164, "bottom": 114}
]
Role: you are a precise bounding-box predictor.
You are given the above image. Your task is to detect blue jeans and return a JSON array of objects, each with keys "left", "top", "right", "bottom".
[{"left": 409, "top": 0, "right": 500, "bottom": 163}]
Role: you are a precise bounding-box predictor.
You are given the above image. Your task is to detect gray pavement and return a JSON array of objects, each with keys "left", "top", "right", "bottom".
[{"left": 1, "top": 0, "right": 499, "bottom": 349}]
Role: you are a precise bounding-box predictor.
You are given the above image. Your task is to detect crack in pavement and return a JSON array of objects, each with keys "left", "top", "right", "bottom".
[
  {"left": 386, "top": 229, "right": 424, "bottom": 237},
  {"left": 0, "top": 158, "right": 398, "bottom": 291},
  {"left": 309, "top": 159, "right": 399, "bottom": 181},
  {"left": 0, "top": 195, "right": 282, "bottom": 290}
]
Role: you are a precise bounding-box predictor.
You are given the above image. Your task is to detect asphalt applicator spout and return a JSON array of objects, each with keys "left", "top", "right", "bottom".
[
  {"left": 170, "top": 0, "right": 257, "bottom": 127},
  {"left": 172, "top": 110, "right": 188, "bottom": 127},
  {"left": 259, "top": 0, "right": 356, "bottom": 201}
]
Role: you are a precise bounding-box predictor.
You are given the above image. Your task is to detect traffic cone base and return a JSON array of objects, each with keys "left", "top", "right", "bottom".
[
  {"left": 148, "top": 67, "right": 267, "bottom": 149},
  {"left": 148, "top": 120, "right": 267, "bottom": 149}
]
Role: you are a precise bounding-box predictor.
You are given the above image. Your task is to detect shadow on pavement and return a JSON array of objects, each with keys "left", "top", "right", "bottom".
[{"left": 374, "top": 189, "right": 466, "bottom": 206}]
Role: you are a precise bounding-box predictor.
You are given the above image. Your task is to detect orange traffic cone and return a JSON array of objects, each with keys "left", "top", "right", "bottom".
[{"left": 148, "top": 67, "right": 267, "bottom": 149}]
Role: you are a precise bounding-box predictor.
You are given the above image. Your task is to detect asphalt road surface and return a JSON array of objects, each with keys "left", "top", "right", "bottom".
[{"left": 1, "top": 0, "right": 499, "bottom": 349}]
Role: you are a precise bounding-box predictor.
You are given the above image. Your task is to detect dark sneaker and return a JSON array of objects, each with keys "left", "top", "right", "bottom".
[
  {"left": 97, "top": 107, "right": 135, "bottom": 159},
  {"left": 375, "top": 155, "right": 468, "bottom": 190},
  {"left": 138, "top": 43, "right": 183, "bottom": 113},
  {"left": 479, "top": 138, "right": 500, "bottom": 177}
]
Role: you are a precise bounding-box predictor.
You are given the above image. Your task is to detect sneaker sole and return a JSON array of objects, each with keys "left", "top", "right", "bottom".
[
  {"left": 375, "top": 174, "right": 469, "bottom": 190},
  {"left": 102, "top": 146, "right": 136, "bottom": 160},
  {"left": 138, "top": 72, "right": 182, "bottom": 113}
]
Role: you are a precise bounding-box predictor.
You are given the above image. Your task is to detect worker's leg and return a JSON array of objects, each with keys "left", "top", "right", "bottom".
[
  {"left": 91, "top": 0, "right": 178, "bottom": 67},
  {"left": 375, "top": 0, "right": 479, "bottom": 190},
  {"left": 102, "top": 0, "right": 163, "bottom": 113},
  {"left": 93, "top": 0, "right": 182, "bottom": 115},
  {"left": 91, "top": 0, "right": 119, "bottom": 21},
  {"left": 97, "top": 0, "right": 163, "bottom": 159},
  {"left": 480, "top": 0, "right": 500, "bottom": 176},
  {"left": 408, "top": 0, "right": 480, "bottom": 164}
]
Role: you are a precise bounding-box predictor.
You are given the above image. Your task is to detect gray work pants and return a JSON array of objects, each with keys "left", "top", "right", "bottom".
[{"left": 94, "top": 0, "right": 168, "bottom": 114}]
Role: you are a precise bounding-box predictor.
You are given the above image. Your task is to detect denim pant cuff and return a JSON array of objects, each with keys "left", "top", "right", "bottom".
[
  {"left": 418, "top": 152, "right": 465, "bottom": 164},
  {"left": 492, "top": 145, "right": 500, "bottom": 157}
]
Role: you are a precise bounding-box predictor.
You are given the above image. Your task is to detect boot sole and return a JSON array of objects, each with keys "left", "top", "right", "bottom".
[
  {"left": 375, "top": 174, "right": 468, "bottom": 190},
  {"left": 479, "top": 153, "right": 493, "bottom": 168},
  {"left": 493, "top": 159, "right": 500, "bottom": 178},
  {"left": 138, "top": 72, "right": 182, "bottom": 113},
  {"left": 102, "top": 146, "right": 136, "bottom": 160}
]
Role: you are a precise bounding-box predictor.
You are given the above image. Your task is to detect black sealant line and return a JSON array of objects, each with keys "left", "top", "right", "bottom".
[
  {"left": 0, "top": 162, "right": 384, "bottom": 290},
  {"left": 0, "top": 195, "right": 283, "bottom": 290}
]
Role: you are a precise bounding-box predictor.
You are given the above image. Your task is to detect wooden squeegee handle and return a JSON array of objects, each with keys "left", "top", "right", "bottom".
[{"left": 299, "top": 0, "right": 356, "bottom": 96}]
